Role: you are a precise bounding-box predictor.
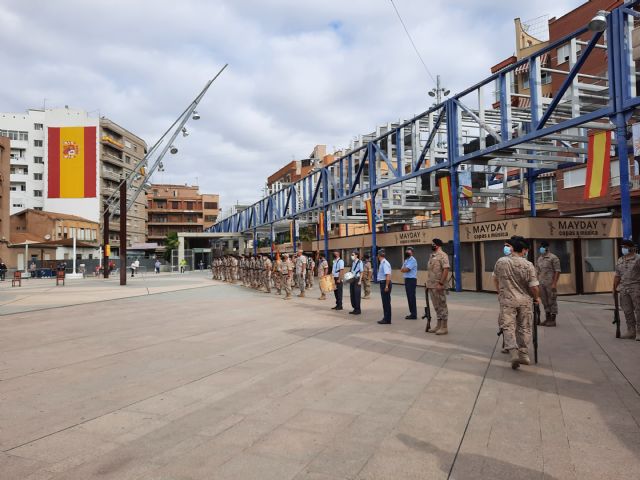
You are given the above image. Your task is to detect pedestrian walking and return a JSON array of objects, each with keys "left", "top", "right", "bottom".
[
  {"left": 377, "top": 250, "right": 392, "bottom": 324},
  {"left": 179, "top": 258, "right": 187, "bottom": 274},
  {"left": 613, "top": 239, "right": 640, "bottom": 340},
  {"left": 400, "top": 247, "right": 418, "bottom": 319},
  {"left": 317, "top": 253, "right": 329, "bottom": 300},
  {"left": 349, "top": 251, "right": 363, "bottom": 315},
  {"left": 331, "top": 250, "right": 345, "bottom": 310},
  {"left": 426, "top": 239, "right": 450, "bottom": 335},
  {"left": 0, "top": 260, "right": 7, "bottom": 281},
  {"left": 295, "top": 251, "right": 307, "bottom": 297},
  {"left": 493, "top": 237, "right": 541, "bottom": 369},
  {"left": 155, "top": 259, "right": 161, "bottom": 274},
  {"left": 536, "top": 241, "right": 561, "bottom": 327},
  {"left": 362, "top": 254, "right": 372, "bottom": 299},
  {"left": 131, "top": 258, "right": 140, "bottom": 278},
  {"left": 29, "top": 261, "right": 37, "bottom": 279}
]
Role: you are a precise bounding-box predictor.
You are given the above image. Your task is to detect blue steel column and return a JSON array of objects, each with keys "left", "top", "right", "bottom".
[
  {"left": 322, "top": 168, "right": 330, "bottom": 260},
  {"left": 615, "top": 114, "right": 633, "bottom": 240},
  {"left": 269, "top": 224, "right": 274, "bottom": 259},
  {"left": 292, "top": 218, "right": 298, "bottom": 253},
  {"left": 368, "top": 142, "right": 378, "bottom": 275},
  {"left": 447, "top": 100, "right": 462, "bottom": 292},
  {"left": 528, "top": 56, "right": 540, "bottom": 217},
  {"left": 253, "top": 228, "right": 257, "bottom": 255}
]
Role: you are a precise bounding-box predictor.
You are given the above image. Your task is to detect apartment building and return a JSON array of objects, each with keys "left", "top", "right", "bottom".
[
  {"left": 0, "top": 108, "right": 148, "bottom": 256},
  {"left": 147, "top": 184, "right": 219, "bottom": 246},
  {"left": 0, "top": 136, "right": 10, "bottom": 261}
]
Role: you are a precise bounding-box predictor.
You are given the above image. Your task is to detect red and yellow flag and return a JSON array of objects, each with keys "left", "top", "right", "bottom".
[
  {"left": 364, "top": 198, "right": 373, "bottom": 232},
  {"left": 439, "top": 175, "right": 453, "bottom": 222},
  {"left": 48, "top": 126, "right": 97, "bottom": 198},
  {"left": 584, "top": 131, "right": 611, "bottom": 199},
  {"left": 318, "top": 212, "right": 325, "bottom": 238}
]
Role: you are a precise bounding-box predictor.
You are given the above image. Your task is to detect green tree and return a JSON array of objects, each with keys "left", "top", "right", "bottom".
[{"left": 164, "top": 231, "right": 179, "bottom": 262}]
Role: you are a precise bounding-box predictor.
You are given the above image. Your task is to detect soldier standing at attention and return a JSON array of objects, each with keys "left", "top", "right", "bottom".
[
  {"left": 614, "top": 239, "right": 640, "bottom": 340},
  {"left": 317, "top": 253, "right": 329, "bottom": 300},
  {"left": 362, "top": 254, "right": 372, "bottom": 299},
  {"left": 263, "top": 255, "right": 273, "bottom": 293},
  {"left": 536, "top": 241, "right": 561, "bottom": 327},
  {"left": 281, "top": 253, "right": 293, "bottom": 300},
  {"left": 295, "top": 251, "right": 307, "bottom": 297},
  {"left": 306, "top": 254, "right": 315, "bottom": 290},
  {"left": 400, "top": 247, "right": 418, "bottom": 320},
  {"left": 426, "top": 239, "right": 450, "bottom": 335},
  {"left": 493, "top": 238, "right": 541, "bottom": 369}
]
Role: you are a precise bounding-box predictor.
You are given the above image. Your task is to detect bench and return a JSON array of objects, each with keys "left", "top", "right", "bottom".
[
  {"left": 56, "top": 271, "right": 65, "bottom": 286},
  {"left": 11, "top": 271, "right": 21, "bottom": 287}
]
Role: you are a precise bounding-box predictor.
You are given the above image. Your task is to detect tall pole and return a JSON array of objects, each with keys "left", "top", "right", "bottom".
[
  {"left": 616, "top": 113, "right": 633, "bottom": 240},
  {"left": 119, "top": 182, "right": 127, "bottom": 286},
  {"left": 447, "top": 99, "right": 462, "bottom": 292},
  {"left": 368, "top": 142, "right": 378, "bottom": 275},
  {"left": 103, "top": 208, "right": 109, "bottom": 279}
]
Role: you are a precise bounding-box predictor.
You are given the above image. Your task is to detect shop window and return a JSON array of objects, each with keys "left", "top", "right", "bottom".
[
  {"left": 460, "top": 243, "right": 474, "bottom": 273},
  {"left": 484, "top": 240, "right": 507, "bottom": 272},
  {"left": 582, "top": 239, "right": 614, "bottom": 272}
]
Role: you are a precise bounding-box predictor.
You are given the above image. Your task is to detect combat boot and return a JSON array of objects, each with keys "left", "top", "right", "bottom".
[
  {"left": 435, "top": 319, "right": 448, "bottom": 335},
  {"left": 518, "top": 350, "right": 531, "bottom": 365},
  {"left": 284, "top": 294, "right": 292, "bottom": 300},
  {"left": 510, "top": 349, "right": 520, "bottom": 369},
  {"left": 428, "top": 319, "right": 442, "bottom": 334},
  {"left": 318, "top": 294, "right": 326, "bottom": 300},
  {"left": 543, "top": 314, "right": 556, "bottom": 327},
  {"left": 298, "top": 291, "right": 305, "bottom": 298}
]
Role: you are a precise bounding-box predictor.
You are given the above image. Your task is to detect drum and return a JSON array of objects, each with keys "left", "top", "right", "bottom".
[
  {"left": 319, "top": 275, "right": 336, "bottom": 293},
  {"left": 343, "top": 271, "right": 356, "bottom": 284}
]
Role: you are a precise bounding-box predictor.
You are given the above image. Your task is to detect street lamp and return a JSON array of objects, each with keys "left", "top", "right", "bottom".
[
  {"left": 192, "top": 111, "right": 201, "bottom": 120},
  {"left": 588, "top": 10, "right": 608, "bottom": 32},
  {"left": 428, "top": 75, "right": 450, "bottom": 105}
]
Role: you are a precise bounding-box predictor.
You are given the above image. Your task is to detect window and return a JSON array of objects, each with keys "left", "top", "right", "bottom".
[
  {"left": 557, "top": 43, "right": 581, "bottom": 65},
  {"left": 34, "top": 123, "right": 43, "bottom": 130},
  {"left": 124, "top": 140, "right": 132, "bottom": 148},
  {"left": 34, "top": 207, "right": 42, "bottom": 211},
  {"left": 20, "top": 184, "right": 25, "bottom": 191},
  {"left": 34, "top": 156, "right": 44, "bottom": 164},
  {"left": 563, "top": 168, "right": 586, "bottom": 188},
  {"left": 0, "top": 130, "right": 28, "bottom": 140},
  {"left": 610, "top": 160, "right": 620, "bottom": 187},
  {"left": 125, "top": 155, "right": 131, "bottom": 164},
  {"left": 10, "top": 185, "right": 17, "bottom": 191},
  {"left": 535, "top": 177, "right": 557, "bottom": 203},
  {"left": 12, "top": 203, "right": 24, "bottom": 208},
  {"left": 34, "top": 173, "right": 43, "bottom": 180},
  {"left": 541, "top": 71, "right": 552, "bottom": 85},
  {"left": 172, "top": 201, "right": 179, "bottom": 209},
  {"left": 583, "top": 239, "right": 614, "bottom": 272},
  {"left": 173, "top": 190, "right": 177, "bottom": 197},
  {"left": 186, "top": 202, "right": 194, "bottom": 210},
  {"left": 204, "top": 215, "right": 217, "bottom": 222},
  {"left": 34, "top": 190, "right": 42, "bottom": 197},
  {"left": 34, "top": 139, "right": 43, "bottom": 147},
  {"left": 204, "top": 202, "right": 218, "bottom": 209},
  {"left": 63, "top": 227, "right": 68, "bottom": 239},
  {"left": 19, "top": 131, "right": 28, "bottom": 141}
]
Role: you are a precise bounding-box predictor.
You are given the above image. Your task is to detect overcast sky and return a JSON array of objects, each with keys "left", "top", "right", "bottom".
[{"left": 0, "top": 0, "right": 583, "bottom": 214}]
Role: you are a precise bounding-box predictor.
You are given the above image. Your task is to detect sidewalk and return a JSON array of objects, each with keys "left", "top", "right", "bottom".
[{"left": 0, "top": 281, "right": 638, "bottom": 479}]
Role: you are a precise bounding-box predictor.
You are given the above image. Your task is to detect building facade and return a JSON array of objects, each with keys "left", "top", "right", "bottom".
[
  {"left": 0, "top": 136, "right": 11, "bottom": 261},
  {"left": 147, "top": 184, "right": 219, "bottom": 247},
  {"left": 0, "top": 108, "right": 148, "bottom": 256}
]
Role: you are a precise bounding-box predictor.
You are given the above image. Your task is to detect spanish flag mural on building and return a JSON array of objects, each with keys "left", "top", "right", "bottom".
[
  {"left": 584, "top": 130, "right": 611, "bottom": 200},
  {"left": 47, "top": 126, "right": 97, "bottom": 198}
]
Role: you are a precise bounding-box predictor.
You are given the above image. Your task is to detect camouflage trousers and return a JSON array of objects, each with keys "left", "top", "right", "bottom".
[
  {"left": 362, "top": 278, "right": 371, "bottom": 297},
  {"left": 428, "top": 288, "right": 448, "bottom": 320},
  {"left": 539, "top": 284, "right": 558, "bottom": 316},
  {"left": 284, "top": 276, "right": 292, "bottom": 296},
  {"left": 263, "top": 272, "right": 272, "bottom": 292},
  {"left": 620, "top": 286, "right": 640, "bottom": 332},
  {"left": 500, "top": 303, "right": 532, "bottom": 353},
  {"left": 306, "top": 272, "right": 314, "bottom": 289},
  {"left": 273, "top": 273, "right": 281, "bottom": 294},
  {"left": 296, "top": 274, "right": 306, "bottom": 293}
]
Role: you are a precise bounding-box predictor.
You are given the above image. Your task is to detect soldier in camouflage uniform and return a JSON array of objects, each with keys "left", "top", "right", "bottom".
[
  {"left": 493, "top": 237, "right": 541, "bottom": 369},
  {"left": 536, "top": 241, "right": 561, "bottom": 326},
  {"left": 426, "top": 239, "right": 450, "bottom": 335},
  {"left": 306, "top": 254, "right": 315, "bottom": 289},
  {"left": 263, "top": 255, "right": 273, "bottom": 293},
  {"left": 362, "top": 255, "right": 372, "bottom": 299},
  {"left": 614, "top": 239, "right": 640, "bottom": 340},
  {"left": 273, "top": 255, "right": 283, "bottom": 294},
  {"left": 230, "top": 255, "right": 238, "bottom": 284},
  {"left": 281, "top": 253, "right": 293, "bottom": 300},
  {"left": 295, "top": 251, "right": 307, "bottom": 297},
  {"left": 317, "top": 253, "right": 329, "bottom": 300}
]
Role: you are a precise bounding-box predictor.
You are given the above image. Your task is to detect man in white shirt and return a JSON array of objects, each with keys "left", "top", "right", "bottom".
[
  {"left": 377, "top": 249, "right": 392, "bottom": 324},
  {"left": 331, "top": 250, "right": 345, "bottom": 311},
  {"left": 349, "top": 251, "right": 363, "bottom": 315}
]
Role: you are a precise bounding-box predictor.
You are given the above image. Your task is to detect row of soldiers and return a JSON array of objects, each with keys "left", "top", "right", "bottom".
[{"left": 211, "top": 253, "right": 321, "bottom": 299}]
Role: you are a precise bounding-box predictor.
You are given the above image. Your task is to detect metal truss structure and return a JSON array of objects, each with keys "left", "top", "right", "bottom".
[{"left": 210, "top": 4, "right": 640, "bottom": 290}]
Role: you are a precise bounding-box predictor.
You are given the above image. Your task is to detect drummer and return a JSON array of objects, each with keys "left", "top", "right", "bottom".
[
  {"left": 349, "top": 251, "right": 363, "bottom": 315},
  {"left": 317, "top": 252, "right": 329, "bottom": 300}
]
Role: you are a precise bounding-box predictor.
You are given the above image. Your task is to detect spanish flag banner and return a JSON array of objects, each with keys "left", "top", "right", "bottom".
[
  {"left": 318, "top": 212, "right": 325, "bottom": 238},
  {"left": 584, "top": 131, "right": 611, "bottom": 199},
  {"left": 48, "top": 127, "right": 97, "bottom": 198},
  {"left": 364, "top": 197, "right": 373, "bottom": 232},
  {"left": 438, "top": 175, "right": 453, "bottom": 222}
]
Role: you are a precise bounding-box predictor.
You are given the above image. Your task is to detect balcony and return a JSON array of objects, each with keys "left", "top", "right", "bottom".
[
  {"left": 101, "top": 135, "right": 124, "bottom": 150},
  {"left": 10, "top": 173, "right": 29, "bottom": 183},
  {"left": 101, "top": 168, "right": 122, "bottom": 182},
  {"left": 10, "top": 156, "right": 28, "bottom": 164}
]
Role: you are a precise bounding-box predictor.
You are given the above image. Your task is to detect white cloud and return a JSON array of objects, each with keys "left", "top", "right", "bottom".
[{"left": 0, "top": 0, "right": 583, "bottom": 213}]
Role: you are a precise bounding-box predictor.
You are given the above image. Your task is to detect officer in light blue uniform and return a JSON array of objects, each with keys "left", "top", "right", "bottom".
[
  {"left": 400, "top": 247, "right": 418, "bottom": 319},
  {"left": 377, "top": 249, "right": 392, "bottom": 324}
]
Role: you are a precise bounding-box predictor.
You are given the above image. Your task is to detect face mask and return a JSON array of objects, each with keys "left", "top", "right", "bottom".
[
  {"left": 622, "top": 247, "right": 630, "bottom": 256},
  {"left": 334, "top": 254, "right": 338, "bottom": 259},
  {"left": 503, "top": 245, "right": 512, "bottom": 256},
  {"left": 351, "top": 255, "right": 356, "bottom": 261},
  {"left": 539, "top": 247, "right": 546, "bottom": 254},
  {"left": 431, "top": 245, "right": 437, "bottom": 251}
]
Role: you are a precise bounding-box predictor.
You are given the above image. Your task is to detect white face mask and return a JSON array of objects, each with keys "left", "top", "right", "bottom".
[{"left": 351, "top": 255, "right": 356, "bottom": 261}]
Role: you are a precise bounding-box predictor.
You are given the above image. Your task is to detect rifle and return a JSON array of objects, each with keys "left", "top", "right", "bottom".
[
  {"left": 533, "top": 302, "right": 540, "bottom": 364},
  {"left": 613, "top": 291, "right": 621, "bottom": 338},
  {"left": 423, "top": 288, "right": 432, "bottom": 332}
]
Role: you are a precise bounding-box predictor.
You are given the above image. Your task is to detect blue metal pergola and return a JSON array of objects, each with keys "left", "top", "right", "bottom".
[{"left": 210, "top": 4, "right": 639, "bottom": 290}]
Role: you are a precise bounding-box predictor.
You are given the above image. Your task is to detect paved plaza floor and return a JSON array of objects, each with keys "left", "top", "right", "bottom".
[{"left": 0, "top": 274, "right": 638, "bottom": 479}]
